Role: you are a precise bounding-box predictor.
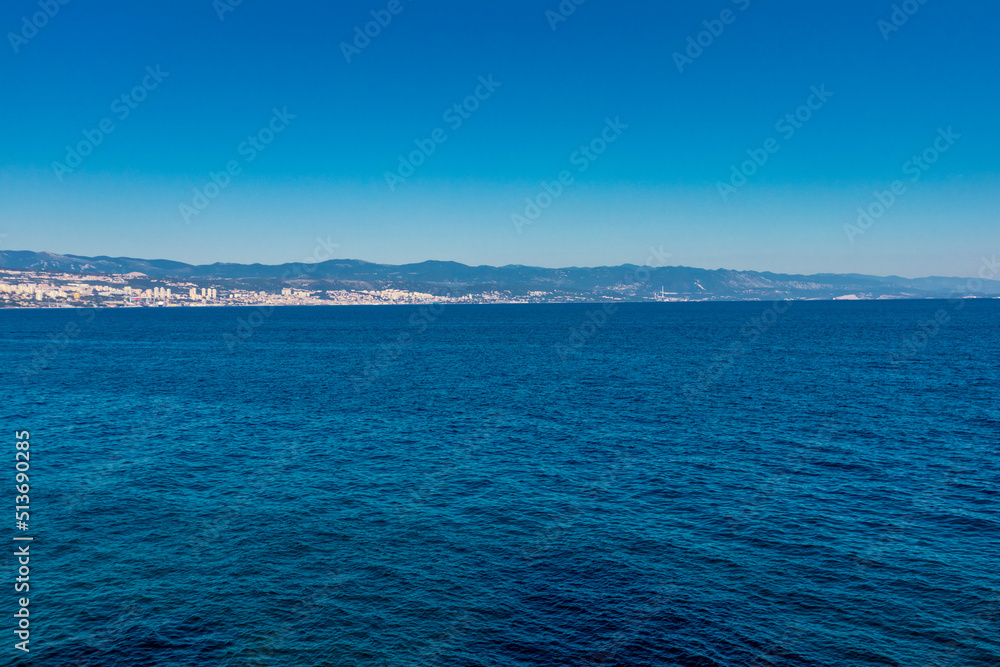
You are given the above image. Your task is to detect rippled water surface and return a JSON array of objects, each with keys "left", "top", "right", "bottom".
[{"left": 2, "top": 301, "right": 998, "bottom": 666}]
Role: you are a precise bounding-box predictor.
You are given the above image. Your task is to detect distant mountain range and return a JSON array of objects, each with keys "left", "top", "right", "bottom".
[{"left": 1, "top": 250, "right": 997, "bottom": 301}]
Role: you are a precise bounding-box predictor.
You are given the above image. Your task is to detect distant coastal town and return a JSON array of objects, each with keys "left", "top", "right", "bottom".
[
  {"left": 0, "top": 267, "right": 587, "bottom": 308},
  {"left": 2, "top": 251, "right": 997, "bottom": 306}
]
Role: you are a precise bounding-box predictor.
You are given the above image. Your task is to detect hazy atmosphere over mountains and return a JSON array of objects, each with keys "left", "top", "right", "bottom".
[{"left": 2, "top": 250, "right": 997, "bottom": 301}]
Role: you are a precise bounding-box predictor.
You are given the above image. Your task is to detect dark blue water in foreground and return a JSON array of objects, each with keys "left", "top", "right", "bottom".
[{"left": 2, "top": 301, "right": 998, "bottom": 666}]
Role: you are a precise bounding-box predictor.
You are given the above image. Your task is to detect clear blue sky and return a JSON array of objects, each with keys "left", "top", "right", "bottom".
[{"left": 1, "top": 0, "right": 997, "bottom": 277}]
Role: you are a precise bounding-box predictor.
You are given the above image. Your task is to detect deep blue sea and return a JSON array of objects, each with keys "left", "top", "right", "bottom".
[{"left": 2, "top": 301, "right": 998, "bottom": 666}]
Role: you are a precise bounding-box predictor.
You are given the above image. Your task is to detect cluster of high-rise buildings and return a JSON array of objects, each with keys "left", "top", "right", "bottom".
[
  {"left": 0, "top": 269, "right": 216, "bottom": 307},
  {"left": 0, "top": 269, "right": 454, "bottom": 308},
  {"left": 189, "top": 287, "right": 217, "bottom": 301},
  {"left": 0, "top": 267, "right": 581, "bottom": 309},
  {"left": 124, "top": 286, "right": 173, "bottom": 301},
  {"left": 0, "top": 280, "right": 99, "bottom": 302}
]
